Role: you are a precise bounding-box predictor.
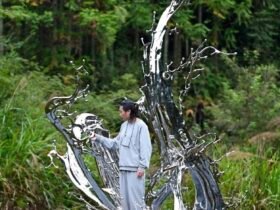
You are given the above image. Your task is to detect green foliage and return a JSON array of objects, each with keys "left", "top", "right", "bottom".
[
  {"left": 126, "top": 3, "right": 153, "bottom": 29},
  {"left": 0, "top": 71, "right": 85, "bottom": 208},
  {"left": 0, "top": 107, "right": 87, "bottom": 209},
  {"left": 209, "top": 64, "right": 280, "bottom": 140},
  {"left": 203, "top": 0, "right": 236, "bottom": 19},
  {"left": 174, "top": 9, "right": 210, "bottom": 39},
  {"left": 0, "top": 5, "right": 53, "bottom": 30},
  {"left": 233, "top": 0, "right": 252, "bottom": 25},
  {"left": 191, "top": 65, "right": 228, "bottom": 99},
  {"left": 0, "top": 52, "right": 28, "bottom": 103},
  {"left": 208, "top": 145, "right": 280, "bottom": 209},
  {"left": 79, "top": 6, "right": 128, "bottom": 50},
  {"left": 247, "top": 5, "right": 280, "bottom": 57},
  {"left": 111, "top": 73, "right": 138, "bottom": 89}
]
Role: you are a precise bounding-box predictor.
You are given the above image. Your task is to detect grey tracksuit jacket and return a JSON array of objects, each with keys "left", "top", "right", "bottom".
[{"left": 95, "top": 118, "right": 152, "bottom": 171}]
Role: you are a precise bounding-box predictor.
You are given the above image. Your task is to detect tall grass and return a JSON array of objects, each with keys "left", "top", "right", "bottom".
[
  {"left": 0, "top": 70, "right": 88, "bottom": 209},
  {"left": 212, "top": 145, "right": 280, "bottom": 210},
  {"left": 0, "top": 106, "right": 86, "bottom": 209}
]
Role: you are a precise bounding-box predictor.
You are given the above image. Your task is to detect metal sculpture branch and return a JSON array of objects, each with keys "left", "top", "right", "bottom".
[{"left": 45, "top": 1, "right": 236, "bottom": 209}]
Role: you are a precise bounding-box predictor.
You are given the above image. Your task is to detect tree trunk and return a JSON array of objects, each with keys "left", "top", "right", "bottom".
[
  {"left": 185, "top": 39, "right": 189, "bottom": 58},
  {"left": 0, "top": 0, "right": 3, "bottom": 55},
  {"left": 109, "top": 45, "right": 114, "bottom": 75},
  {"left": 173, "top": 30, "right": 181, "bottom": 66},
  {"left": 50, "top": 0, "right": 58, "bottom": 68},
  {"left": 67, "top": 13, "right": 72, "bottom": 58},
  {"left": 91, "top": 36, "right": 96, "bottom": 63},
  {"left": 198, "top": 4, "right": 202, "bottom": 23},
  {"left": 134, "top": 28, "right": 139, "bottom": 57},
  {"left": 197, "top": 4, "right": 203, "bottom": 43}
]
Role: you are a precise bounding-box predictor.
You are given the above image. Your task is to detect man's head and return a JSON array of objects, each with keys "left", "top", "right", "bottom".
[{"left": 119, "top": 100, "right": 138, "bottom": 121}]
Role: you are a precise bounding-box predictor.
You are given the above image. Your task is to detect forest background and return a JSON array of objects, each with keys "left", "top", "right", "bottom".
[{"left": 0, "top": 0, "right": 279, "bottom": 209}]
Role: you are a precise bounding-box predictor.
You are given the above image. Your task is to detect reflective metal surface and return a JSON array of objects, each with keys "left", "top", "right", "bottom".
[{"left": 45, "top": 1, "right": 236, "bottom": 209}]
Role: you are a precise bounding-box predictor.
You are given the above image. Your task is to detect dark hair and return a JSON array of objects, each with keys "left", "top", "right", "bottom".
[
  {"left": 196, "top": 101, "right": 204, "bottom": 110},
  {"left": 120, "top": 100, "right": 139, "bottom": 120}
]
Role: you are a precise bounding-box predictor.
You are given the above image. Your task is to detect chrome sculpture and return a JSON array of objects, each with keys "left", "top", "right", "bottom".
[{"left": 45, "top": 0, "right": 236, "bottom": 209}]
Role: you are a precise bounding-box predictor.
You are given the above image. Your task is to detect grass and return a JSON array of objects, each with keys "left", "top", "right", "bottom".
[
  {"left": 0, "top": 106, "right": 85, "bottom": 209},
  {"left": 211, "top": 144, "right": 280, "bottom": 210}
]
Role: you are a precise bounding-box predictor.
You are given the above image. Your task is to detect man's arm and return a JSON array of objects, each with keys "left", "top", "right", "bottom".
[
  {"left": 92, "top": 131, "right": 121, "bottom": 150},
  {"left": 138, "top": 124, "right": 152, "bottom": 170}
]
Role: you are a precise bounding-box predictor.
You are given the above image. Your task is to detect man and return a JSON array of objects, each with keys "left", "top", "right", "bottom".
[{"left": 91, "top": 100, "right": 152, "bottom": 210}]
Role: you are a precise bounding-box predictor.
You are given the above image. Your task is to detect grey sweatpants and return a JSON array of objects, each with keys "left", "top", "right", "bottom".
[{"left": 119, "top": 170, "right": 146, "bottom": 210}]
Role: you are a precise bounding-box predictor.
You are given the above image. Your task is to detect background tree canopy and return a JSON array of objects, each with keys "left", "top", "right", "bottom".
[{"left": 0, "top": 0, "right": 279, "bottom": 209}]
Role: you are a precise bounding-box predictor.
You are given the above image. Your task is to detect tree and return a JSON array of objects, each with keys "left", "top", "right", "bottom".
[{"left": 0, "top": 0, "right": 3, "bottom": 55}]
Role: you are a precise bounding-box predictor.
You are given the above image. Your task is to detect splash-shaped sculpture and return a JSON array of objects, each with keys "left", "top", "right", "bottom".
[{"left": 45, "top": 1, "right": 236, "bottom": 209}]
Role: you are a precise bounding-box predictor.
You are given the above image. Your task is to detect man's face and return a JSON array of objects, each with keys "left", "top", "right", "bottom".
[{"left": 119, "top": 106, "right": 130, "bottom": 121}]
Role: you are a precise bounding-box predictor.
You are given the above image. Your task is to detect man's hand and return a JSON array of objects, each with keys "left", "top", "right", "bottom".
[
  {"left": 90, "top": 131, "right": 96, "bottom": 141},
  {"left": 136, "top": 168, "right": 145, "bottom": 177}
]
